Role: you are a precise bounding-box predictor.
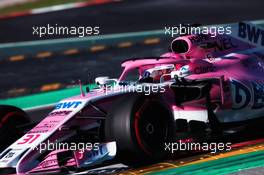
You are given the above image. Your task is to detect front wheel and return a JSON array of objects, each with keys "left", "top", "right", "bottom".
[
  {"left": 105, "top": 94, "right": 174, "bottom": 163},
  {"left": 0, "top": 105, "right": 31, "bottom": 152}
]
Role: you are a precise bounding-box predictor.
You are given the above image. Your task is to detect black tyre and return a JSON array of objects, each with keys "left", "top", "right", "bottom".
[
  {"left": 0, "top": 105, "right": 31, "bottom": 152},
  {"left": 105, "top": 94, "right": 174, "bottom": 163}
]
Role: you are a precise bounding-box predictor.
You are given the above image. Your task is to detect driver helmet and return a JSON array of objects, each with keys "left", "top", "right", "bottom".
[{"left": 144, "top": 64, "right": 175, "bottom": 82}]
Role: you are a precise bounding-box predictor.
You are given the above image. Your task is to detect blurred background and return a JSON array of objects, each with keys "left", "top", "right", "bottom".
[{"left": 0, "top": 0, "right": 264, "bottom": 108}]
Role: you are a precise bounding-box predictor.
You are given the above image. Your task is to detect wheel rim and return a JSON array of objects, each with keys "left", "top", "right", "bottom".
[{"left": 134, "top": 102, "right": 170, "bottom": 155}]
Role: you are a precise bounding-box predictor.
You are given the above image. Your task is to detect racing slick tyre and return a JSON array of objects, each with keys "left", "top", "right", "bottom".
[
  {"left": 105, "top": 93, "right": 174, "bottom": 164},
  {"left": 0, "top": 105, "right": 31, "bottom": 152}
]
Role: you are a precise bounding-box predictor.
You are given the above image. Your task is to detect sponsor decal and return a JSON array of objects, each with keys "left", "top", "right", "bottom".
[
  {"left": 85, "top": 145, "right": 105, "bottom": 159},
  {"left": 28, "top": 130, "right": 48, "bottom": 134},
  {"left": 231, "top": 80, "right": 264, "bottom": 109},
  {"left": 238, "top": 22, "right": 264, "bottom": 46},
  {"left": 48, "top": 110, "right": 72, "bottom": 116},
  {"left": 17, "top": 134, "right": 41, "bottom": 145},
  {"left": 252, "top": 82, "right": 264, "bottom": 109},
  {"left": 0, "top": 149, "right": 24, "bottom": 163},
  {"left": 205, "top": 38, "right": 237, "bottom": 52},
  {"left": 4, "top": 152, "right": 15, "bottom": 159},
  {"left": 40, "top": 159, "right": 57, "bottom": 168},
  {"left": 33, "top": 123, "right": 54, "bottom": 129},
  {"left": 48, "top": 120, "right": 61, "bottom": 123},
  {"left": 55, "top": 101, "right": 82, "bottom": 110},
  {"left": 194, "top": 65, "right": 216, "bottom": 74},
  {"left": 188, "top": 34, "right": 211, "bottom": 44}
]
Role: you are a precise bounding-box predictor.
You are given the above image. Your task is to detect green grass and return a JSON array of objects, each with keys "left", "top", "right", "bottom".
[{"left": 0, "top": 0, "right": 89, "bottom": 15}]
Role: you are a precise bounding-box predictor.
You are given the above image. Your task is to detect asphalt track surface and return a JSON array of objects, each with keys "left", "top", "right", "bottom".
[
  {"left": 0, "top": 0, "right": 264, "bottom": 43},
  {"left": 0, "top": 39, "right": 169, "bottom": 98},
  {"left": 1, "top": 0, "right": 264, "bottom": 97}
]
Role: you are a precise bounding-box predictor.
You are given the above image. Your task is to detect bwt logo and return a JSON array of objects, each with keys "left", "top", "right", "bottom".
[
  {"left": 231, "top": 80, "right": 264, "bottom": 110},
  {"left": 55, "top": 101, "right": 82, "bottom": 110},
  {"left": 238, "top": 22, "right": 264, "bottom": 46}
]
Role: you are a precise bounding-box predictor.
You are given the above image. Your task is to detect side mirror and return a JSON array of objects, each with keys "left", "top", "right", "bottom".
[{"left": 95, "top": 76, "right": 117, "bottom": 86}]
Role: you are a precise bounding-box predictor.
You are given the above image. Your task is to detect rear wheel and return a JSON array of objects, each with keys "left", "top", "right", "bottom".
[
  {"left": 105, "top": 94, "right": 174, "bottom": 163},
  {"left": 0, "top": 105, "right": 31, "bottom": 152}
]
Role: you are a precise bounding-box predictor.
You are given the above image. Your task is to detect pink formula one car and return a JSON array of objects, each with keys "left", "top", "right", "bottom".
[{"left": 0, "top": 22, "right": 264, "bottom": 174}]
